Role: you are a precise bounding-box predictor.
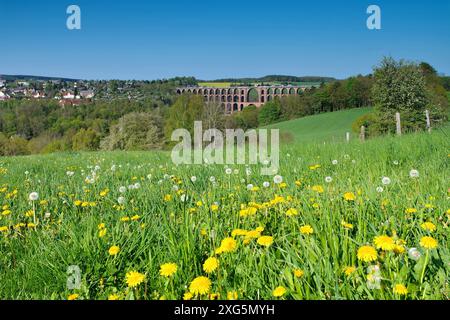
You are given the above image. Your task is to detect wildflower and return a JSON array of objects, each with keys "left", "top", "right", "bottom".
[
  {"left": 208, "top": 293, "right": 220, "bottom": 300},
  {"left": 203, "top": 257, "right": 219, "bottom": 273},
  {"left": 405, "top": 208, "right": 417, "bottom": 214},
  {"left": 419, "top": 236, "right": 438, "bottom": 249},
  {"left": 108, "top": 294, "right": 120, "bottom": 300},
  {"left": 325, "top": 176, "right": 333, "bottom": 183},
  {"left": 183, "top": 292, "right": 193, "bottom": 300},
  {"left": 210, "top": 204, "right": 219, "bottom": 211},
  {"left": 343, "top": 266, "right": 356, "bottom": 277},
  {"left": 164, "top": 194, "right": 172, "bottom": 202},
  {"left": 273, "top": 175, "right": 283, "bottom": 184},
  {"left": 0, "top": 226, "right": 9, "bottom": 232},
  {"left": 300, "top": 225, "right": 314, "bottom": 235},
  {"left": 117, "top": 197, "right": 125, "bottom": 205},
  {"left": 272, "top": 286, "right": 286, "bottom": 297},
  {"left": 366, "top": 265, "right": 381, "bottom": 289},
  {"left": 98, "top": 228, "right": 107, "bottom": 237},
  {"left": 408, "top": 248, "right": 421, "bottom": 261},
  {"left": 263, "top": 181, "right": 270, "bottom": 188},
  {"left": 130, "top": 215, "right": 140, "bottom": 221},
  {"left": 374, "top": 235, "right": 396, "bottom": 251},
  {"left": 189, "top": 276, "right": 211, "bottom": 295},
  {"left": 98, "top": 223, "right": 105, "bottom": 230},
  {"left": 357, "top": 246, "right": 377, "bottom": 262},
  {"left": 294, "top": 269, "right": 304, "bottom": 278},
  {"left": 381, "top": 177, "right": 391, "bottom": 185},
  {"left": 215, "top": 237, "right": 237, "bottom": 254},
  {"left": 68, "top": 293, "right": 79, "bottom": 300},
  {"left": 29, "top": 192, "right": 39, "bottom": 201},
  {"left": 393, "top": 284, "right": 408, "bottom": 296},
  {"left": 332, "top": 160, "right": 338, "bottom": 165},
  {"left": 420, "top": 222, "right": 436, "bottom": 232},
  {"left": 341, "top": 220, "right": 353, "bottom": 229},
  {"left": 285, "top": 208, "right": 298, "bottom": 216},
  {"left": 312, "top": 185, "right": 324, "bottom": 193},
  {"left": 159, "top": 263, "right": 177, "bottom": 277},
  {"left": 227, "top": 291, "right": 238, "bottom": 300},
  {"left": 108, "top": 245, "right": 120, "bottom": 256},
  {"left": 257, "top": 236, "right": 274, "bottom": 247},
  {"left": 231, "top": 229, "right": 248, "bottom": 237},
  {"left": 376, "top": 187, "right": 384, "bottom": 193},
  {"left": 409, "top": 169, "right": 419, "bottom": 178},
  {"left": 125, "top": 271, "right": 145, "bottom": 288},
  {"left": 343, "top": 192, "right": 356, "bottom": 201}
]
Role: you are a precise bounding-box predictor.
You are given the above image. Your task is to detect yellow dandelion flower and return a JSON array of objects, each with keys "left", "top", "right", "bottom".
[
  {"left": 125, "top": 271, "right": 145, "bottom": 288},
  {"left": 257, "top": 236, "right": 274, "bottom": 247},
  {"left": 98, "top": 228, "right": 107, "bottom": 238},
  {"left": 286, "top": 208, "right": 298, "bottom": 216},
  {"left": 393, "top": 284, "right": 408, "bottom": 296},
  {"left": 108, "top": 245, "right": 120, "bottom": 256},
  {"left": 210, "top": 204, "right": 219, "bottom": 211},
  {"left": 227, "top": 291, "right": 238, "bottom": 300},
  {"left": 300, "top": 225, "right": 314, "bottom": 235},
  {"left": 189, "top": 276, "right": 211, "bottom": 295},
  {"left": 343, "top": 192, "right": 356, "bottom": 201},
  {"left": 311, "top": 185, "right": 324, "bottom": 193},
  {"left": 420, "top": 222, "right": 436, "bottom": 232},
  {"left": 272, "top": 286, "right": 287, "bottom": 297},
  {"left": 98, "top": 223, "right": 105, "bottom": 230},
  {"left": 343, "top": 266, "right": 356, "bottom": 276},
  {"left": 341, "top": 220, "right": 353, "bottom": 229},
  {"left": 357, "top": 245, "right": 377, "bottom": 262},
  {"left": 215, "top": 237, "right": 237, "bottom": 254},
  {"left": 419, "top": 236, "right": 438, "bottom": 249},
  {"left": 159, "top": 263, "right": 177, "bottom": 277},
  {"left": 405, "top": 208, "right": 417, "bottom": 214},
  {"left": 231, "top": 229, "right": 248, "bottom": 237},
  {"left": 68, "top": 293, "right": 79, "bottom": 300},
  {"left": 203, "top": 257, "right": 219, "bottom": 273},
  {"left": 108, "top": 294, "right": 120, "bottom": 300},
  {"left": 374, "top": 235, "right": 396, "bottom": 251},
  {"left": 294, "top": 269, "right": 304, "bottom": 278},
  {"left": 183, "top": 292, "right": 193, "bottom": 300}
]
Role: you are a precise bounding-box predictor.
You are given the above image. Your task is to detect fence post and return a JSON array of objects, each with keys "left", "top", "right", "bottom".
[
  {"left": 395, "top": 112, "right": 401, "bottom": 136},
  {"left": 360, "top": 126, "right": 365, "bottom": 141},
  {"left": 425, "top": 109, "right": 431, "bottom": 133},
  {"left": 346, "top": 132, "right": 350, "bottom": 143}
]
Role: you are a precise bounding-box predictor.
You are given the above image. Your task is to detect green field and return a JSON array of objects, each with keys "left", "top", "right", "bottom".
[
  {"left": 0, "top": 109, "right": 449, "bottom": 300},
  {"left": 264, "top": 107, "right": 371, "bottom": 143},
  {"left": 198, "top": 82, "right": 232, "bottom": 88}
]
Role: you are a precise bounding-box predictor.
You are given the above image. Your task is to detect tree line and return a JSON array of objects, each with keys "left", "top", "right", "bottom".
[{"left": 0, "top": 58, "right": 448, "bottom": 156}]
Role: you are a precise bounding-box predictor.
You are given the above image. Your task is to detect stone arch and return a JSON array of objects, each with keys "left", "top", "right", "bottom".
[
  {"left": 240, "top": 104, "right": 244, "bottom": 110},
  {"left": 261, "top": 89, "right": 265, "bottom": 95},
  {"left": 226, "top": 103, "right": 232, "bottom": 113},
  {"left": 227, "top": 89, "right": 232, "bottom": 94},
  {"left": 227, "top": 95, "right": 232, "bottom": 102},
  {"left": 267, "top": 88, "right": 273, "bottom": 94},
  {"left": 221, "top": 96, "right": 225, "bottom": 102},
  {"left": 267, "top": 95, "right": 272, "bottom": 101},
  {"left": 233, "top": 88, "right": 238, "bottom": 95},
  {"left": 209, "top": 89, "right": 214, "bottom": 94},
  {"left": 233, "top": 95, "right": 239, "bottom": 102},
  {"left": 274, "top": 88, "right": 280, "bottom": 94},
  {"left": 289, "top": 88, "right": 295, "bottom": 94},
  {"left": 193, "top": 89, "right": 197, "bottom": 94},
  {"left": 261, "top": 96, "right": 265, "bottom": 103},
  {"left": 233, "top": 103, "right": 238, "bottom": 112},
  {"left": 297, "top": 88, "right": 304, "bottom": 94},
  {"left": 221, "top": 89, "right": 226, "bottom": 95},
  {"left": 188, "top": 89, "right": 192, "bottom": 93},
  {"left": 240, "top": 96, "right": 245, "bottom": 102},
  {"left": 281, "top": 88, "right": 288, "bottom": 94},
  {"left": 247, "top": 88, "right": 259, "bottom": 103},
  {"left": 176, "top": 89, "right": 181, "bottom": 94},
  {"left": 215, "top": 89, "right": 220, "bottom": 95},
  {"left": 241, "top": 89, "right": 245, "bottom": 95}
]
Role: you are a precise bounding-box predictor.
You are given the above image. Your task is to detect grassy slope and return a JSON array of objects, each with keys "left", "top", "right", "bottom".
[{"left": 262, "top": 107, "right": 372, "bottom": 143}]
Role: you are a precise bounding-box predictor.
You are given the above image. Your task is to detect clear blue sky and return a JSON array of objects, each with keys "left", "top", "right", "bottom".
[{"left": 0, "top": 0, "right": 449, "bottom": 80}]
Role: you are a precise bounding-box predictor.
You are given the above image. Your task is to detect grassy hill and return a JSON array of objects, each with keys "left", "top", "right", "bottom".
[{"left": 262, "top": 107, "right": 372, "bottom": 143}]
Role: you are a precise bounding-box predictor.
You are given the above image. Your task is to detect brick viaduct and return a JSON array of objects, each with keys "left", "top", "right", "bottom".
[{"left": 176, "top": 85, "right": 307, "bottom": 113}]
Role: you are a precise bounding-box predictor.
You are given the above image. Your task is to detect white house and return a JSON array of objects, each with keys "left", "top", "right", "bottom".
[{"left": 0, "top": 91, "right": 10, "bottom": 100}]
